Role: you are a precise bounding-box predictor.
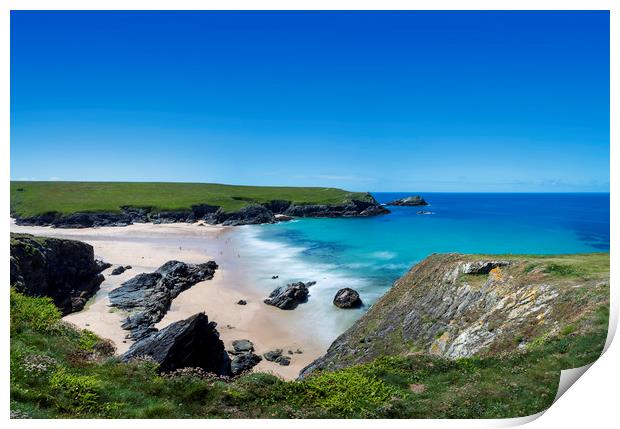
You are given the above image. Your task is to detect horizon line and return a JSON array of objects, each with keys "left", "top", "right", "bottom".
[{"left": 9, "top": 179, "right": 610, "bottom": 194}]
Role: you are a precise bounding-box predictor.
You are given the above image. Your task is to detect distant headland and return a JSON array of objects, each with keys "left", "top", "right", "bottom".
[{"left": 10, "top": 181, "right": 389, "bottom": 228}]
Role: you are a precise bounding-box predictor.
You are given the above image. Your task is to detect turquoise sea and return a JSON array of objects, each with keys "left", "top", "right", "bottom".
[{"left": 236, "top": 193, "right": 609, "bottom": 344}]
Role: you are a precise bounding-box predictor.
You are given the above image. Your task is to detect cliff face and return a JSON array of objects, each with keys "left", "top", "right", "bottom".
[
  {"left": 300, "top": 253, "right": 609, "bottom": 378},
  {"left": 10, "top": 233, "right": 105, "bottom": 315},
  {"left": 13, "top": 194, "right": 389, "bottom": 228}
]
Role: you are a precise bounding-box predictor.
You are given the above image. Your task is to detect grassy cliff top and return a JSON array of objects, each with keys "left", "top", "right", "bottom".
[{"left": 10, "top": 181, "right": 374, "bottom": 217}]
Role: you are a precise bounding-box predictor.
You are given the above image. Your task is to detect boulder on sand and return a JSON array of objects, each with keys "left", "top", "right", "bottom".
[
  {"left": 228, "top": 339, "right": 254, "bottom": 355},
  {"left": 110, "top": 266, "right": 126, "bottom": 275},
  {"left": 122, "top": 312, "right": 231, "bottom": 376},
  {"left": 333, "top": 288, "right": 363, "bottom": 309},
  {"left": 264, "top": 281, "right": 312, "bottom": 310},
  {"left": 227, "top": 339, "right": 261, "bottom": 375},
  {"left": 263, "top": 349, "right": 291, "bottom": 366},
  {"left": 230, "top": 352, "right": 262, "bottom": 375}
]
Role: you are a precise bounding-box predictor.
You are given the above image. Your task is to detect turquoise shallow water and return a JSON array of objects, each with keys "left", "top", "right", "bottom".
[{"left": 237, "top": 193, "right": 609, "bottom": 343}]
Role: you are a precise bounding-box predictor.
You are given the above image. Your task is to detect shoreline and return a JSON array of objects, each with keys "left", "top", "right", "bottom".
[{"left": 9, "top": 219, "right": 326, "bottom": 380}]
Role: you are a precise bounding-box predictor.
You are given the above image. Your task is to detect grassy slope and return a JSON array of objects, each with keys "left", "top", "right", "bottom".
[
  {"left": 10, "top": 253, "right": 609, "bottom": 419},
  {"left": 10, "top": 181, "right": 373, "bottom": 217}
]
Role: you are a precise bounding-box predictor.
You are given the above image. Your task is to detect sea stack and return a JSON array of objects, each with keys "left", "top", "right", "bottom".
[{"left": 386, "top": 195, "right": 429, "bottom": 206}]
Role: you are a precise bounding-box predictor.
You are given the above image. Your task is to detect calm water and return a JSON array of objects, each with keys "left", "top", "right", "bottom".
[{"left": 236, "top": 193, "right": 609, "bottom": 343}]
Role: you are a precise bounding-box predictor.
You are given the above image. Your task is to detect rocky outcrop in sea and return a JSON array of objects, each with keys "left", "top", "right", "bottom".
[
  {"left": 109, "top": 260, "right": 218, "bottom": 340},
  {"left": 12, "top": 194, "right": 389, "bottom": 228},
  {"left": 122, "top": 312, "right": 231, "bottom": 376},
  {"left": 10, "top": 233, "right": 106, "bottom": 315},
  {"left": 264, "top": 281, "right": 312, "bottom": 310},
  {"left": 385, "top": 195, "right": 429, "bottom": 206},
  {"left": 333, "top": 288, "right": 362, "bottom": 309}
]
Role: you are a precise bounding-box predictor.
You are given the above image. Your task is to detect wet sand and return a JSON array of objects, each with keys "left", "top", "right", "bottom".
[{"left": 10, "top": 220, "right": 324, "bottom": 380}]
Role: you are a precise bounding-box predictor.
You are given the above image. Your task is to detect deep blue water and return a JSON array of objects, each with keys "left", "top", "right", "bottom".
[{"left": 237, "top": 193, "right": 609, "bottom": 342}]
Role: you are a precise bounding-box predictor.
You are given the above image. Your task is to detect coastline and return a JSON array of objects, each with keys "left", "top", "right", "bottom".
[{"left": 9, "top": 219, "right": 325, "bottom": 380}]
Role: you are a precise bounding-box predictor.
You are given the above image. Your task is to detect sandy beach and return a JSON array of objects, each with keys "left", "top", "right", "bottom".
[{"left": 10, "top": 220, "right": 325, "bottom": 380}]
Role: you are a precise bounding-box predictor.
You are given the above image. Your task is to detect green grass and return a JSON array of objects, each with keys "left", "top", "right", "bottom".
[
  {"left": 10, "top": 181, "right": 374, "bottom": 217},
  {"left": 474, "top": 252, "right": 610, "bottom": 280},
  {"left": 10, "top": 287, "right": 608, "bottom": 419}
]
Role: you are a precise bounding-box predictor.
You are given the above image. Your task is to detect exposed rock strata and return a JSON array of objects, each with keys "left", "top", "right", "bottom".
[
  {"left": 109, "top": 260, "right": 218, "bottom": 340},
  {"left": 299, "top": 254, "right": 602, "bottom": 378},
  {"left": 10, "top": 233, "right": 106, "bottom": 315},
  {"left": 122, "top": 312, "right": 231, "bottom": 376},
  {"left": 12, "top": 194, "right": 389, "bottom": 228}
]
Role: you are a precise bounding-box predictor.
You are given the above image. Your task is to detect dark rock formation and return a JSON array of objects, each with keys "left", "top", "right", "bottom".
[
  {"left": 236, "top": 299, "right": 247, "bottom": 305},
  {"left": 10, "top": 233, "right": 106, "bottom": 315},
  {"left": 95, "top": 259, "right": 112, "bottom": 272},
  {"left": 122, "top": 312, "right": 231, "bottom": 375},
  {"left": 110, "top": 266, "right": 126, "bottom": 276},
  {"left": 263, "top": 349, "right": 283, "bottom": 361},
  {"left": 215, "top": 205, "right": 276, "bottom": 226},
  {"left": 230, "top": 352, "right": 262, "bottom": 375},
  {"left": 109, "top": 260, "right": 218, "bottom": 340},
  {"left": 264, "top": 281, "right": 311, "bottom": 310},
  {"left": 277, "top": 356, "right": 291, "bottom": 366},
  {"left": 228, "top": 339, "right": 254, "bottom": 355},
  {"left": 12, "top": 194, "right": 389, "bottom": 228},
  {"left": 385, "top": 195, "right": 429, "bottom": 206},
  {"left": 333, "top": 288, "right": 363, "bottom": 309},
  {"left": 228, "top": 340, "right": 263, "bottom": 375},
  {"left": 227, "top": 339, "right": 262, "bottom": 375},
  {"left": 283, "top": 198, "right": 389, "bottom": 218},
  {"left": 263, "top": 349, "right": 291, "bottom": 365}
]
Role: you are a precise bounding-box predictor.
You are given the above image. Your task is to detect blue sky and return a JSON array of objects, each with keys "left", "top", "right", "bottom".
[{"left": 11, "top": 11, "right": 609, "bottom": 192}]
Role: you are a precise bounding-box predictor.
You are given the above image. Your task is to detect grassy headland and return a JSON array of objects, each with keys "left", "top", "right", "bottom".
[{"left": 10, "top": 181, "right": 374, "bottom": 217}]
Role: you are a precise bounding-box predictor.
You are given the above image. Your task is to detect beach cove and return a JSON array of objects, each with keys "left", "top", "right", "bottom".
[{"left": 9, "top": 220, "right": 332, "bottom": 379}]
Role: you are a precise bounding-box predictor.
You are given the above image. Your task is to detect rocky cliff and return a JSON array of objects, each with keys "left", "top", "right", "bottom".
[
  {"left": 10, "top": 233, "right": 106, "bottom": 315},
  {"left": 300, "top": 253, "right": 609, "bottom": 378},
  {"left": 13, "top": 194, "right": 389, "bottom": 228}
]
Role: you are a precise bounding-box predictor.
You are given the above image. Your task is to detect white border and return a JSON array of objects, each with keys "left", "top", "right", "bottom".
[{"left": 1, "top": 2, "right": 617, "bottom": 428}]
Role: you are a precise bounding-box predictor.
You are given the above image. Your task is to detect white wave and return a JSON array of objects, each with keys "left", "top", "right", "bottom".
[
  {"left": 235, "top": 226, "right": 376, "bottom": 345},
  {"left": 370, "top": 250, "right": 397, "bottom": 260}
]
